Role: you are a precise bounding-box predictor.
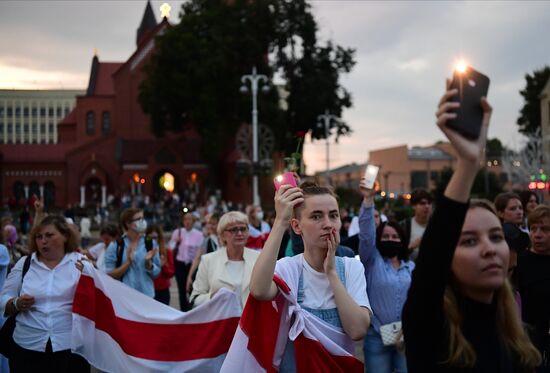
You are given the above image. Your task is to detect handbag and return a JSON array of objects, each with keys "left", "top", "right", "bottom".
[
  {"left": 0, "top": 255, "right": 32, "bottom": 358},
  {"left": 379, "top": 321, "right": 403, "bottom": 346}
]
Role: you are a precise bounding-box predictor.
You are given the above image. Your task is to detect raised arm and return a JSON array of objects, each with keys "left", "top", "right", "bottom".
[
  {"left": 358, "top": 179, "right": 379, "bottom": 267},
  {"left": 249, "top": 185, "right": 304, "bottom": 301},
  {"left": 403, "top": 80, "right": 492, "bottom": 370}
]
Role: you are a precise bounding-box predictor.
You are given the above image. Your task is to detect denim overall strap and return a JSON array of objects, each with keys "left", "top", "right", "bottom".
[{"left": 296, "top": 256, "right": 346, "bottom": 328}]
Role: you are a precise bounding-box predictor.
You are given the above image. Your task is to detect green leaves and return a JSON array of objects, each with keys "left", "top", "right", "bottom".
[{"left": 517, "top": 66, "right": 550, "bottom": 135}]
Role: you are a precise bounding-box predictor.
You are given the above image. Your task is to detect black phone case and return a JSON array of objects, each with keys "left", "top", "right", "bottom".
[{"left": 447, "top": 67, "right": 490, "bottom": 139}]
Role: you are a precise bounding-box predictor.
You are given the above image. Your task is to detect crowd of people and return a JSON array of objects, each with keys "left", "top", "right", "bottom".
[{"left": 0, "top": 82, "right": 549, "bottom": 373}]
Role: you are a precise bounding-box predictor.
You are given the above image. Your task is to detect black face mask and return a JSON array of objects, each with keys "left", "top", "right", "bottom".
[{"left": 378, "top": 240, "right": 403, "bottom": 258}]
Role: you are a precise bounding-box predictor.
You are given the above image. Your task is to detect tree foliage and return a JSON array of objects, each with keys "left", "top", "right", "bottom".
[
  {"left": 138, "top": 0, "right": 356, "bottom": 167},
  {"left": 432, "top": 166, "right": 503, "bottom": 201},
  {"left": 517, "top": 66, "right": 550, "bottom": 135}
]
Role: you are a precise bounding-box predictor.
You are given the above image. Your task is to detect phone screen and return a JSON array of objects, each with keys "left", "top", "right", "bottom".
[
  {"left": 364, "top": 165, "right": 379, "bottom": 189},
  {"left": 447, "top": 66, "right": 490, "bottom": 139}
]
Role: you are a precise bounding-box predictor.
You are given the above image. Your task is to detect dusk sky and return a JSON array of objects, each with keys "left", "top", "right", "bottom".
[{"left": 1, "top": 1, "right": 549, "bottom": 173}]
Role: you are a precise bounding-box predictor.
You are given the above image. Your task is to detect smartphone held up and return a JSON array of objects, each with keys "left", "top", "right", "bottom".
[
  {"left": 274, "top": 171, "right": 297, "bottom": 192},
  {"left": 447, "top": 62, "right": 490, "bottom": 140},
  {"left": 364, "top": 165, "right": 379, "bottom": 190}
]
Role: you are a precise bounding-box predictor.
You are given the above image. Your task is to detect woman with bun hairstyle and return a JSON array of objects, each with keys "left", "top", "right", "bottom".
[
  {"left": 402, "top": 81, "right": 540, "bottom": 372},
  {"left": 250, "top": 181, "right": 371, "bottom": 369}
]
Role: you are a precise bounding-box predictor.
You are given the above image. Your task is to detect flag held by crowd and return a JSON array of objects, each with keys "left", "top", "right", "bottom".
[
  {"left": 71, "top": 265, "right": 241, "bottom": 373},
  {"left": 221, "top": 275, "right": 363, "bottom": 373}
]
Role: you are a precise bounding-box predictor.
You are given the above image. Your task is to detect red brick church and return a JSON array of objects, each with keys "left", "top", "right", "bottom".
[{"left": 0, "top": 2, "right": 263, "bottom": 209}]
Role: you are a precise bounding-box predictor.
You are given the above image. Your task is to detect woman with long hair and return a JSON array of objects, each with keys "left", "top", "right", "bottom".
[
  {"left": 402, "top": 81, "right": 540, "bottom": 372},
  {"left": 147, "top": 224, "right": 174, "bottom": 305}
]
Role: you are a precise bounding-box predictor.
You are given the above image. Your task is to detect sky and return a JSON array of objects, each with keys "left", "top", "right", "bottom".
[{"left": 1, "top": 1, "right": 549, "bottom": 174}]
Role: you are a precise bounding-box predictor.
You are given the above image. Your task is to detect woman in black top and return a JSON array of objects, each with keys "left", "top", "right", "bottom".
[{"left": 402, "top": 80, "right": 540, "bottom": 372}]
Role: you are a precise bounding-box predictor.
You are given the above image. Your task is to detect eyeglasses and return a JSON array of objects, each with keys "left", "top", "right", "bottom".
[{"left": 225, "top": 226, "right": 248, "bottom": 234}]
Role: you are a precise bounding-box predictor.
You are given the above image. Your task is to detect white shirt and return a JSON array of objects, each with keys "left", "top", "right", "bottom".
[
  {"left": 275, "top": 254, "right": 371, "bottom": 313},
  {"left": 87, "top": 242, "right": 107, "bottom": 272},
  {"left": 226, "top": 260, "right": 244, "bottom": 309},
  {"left": 0, "top": 252, "right": 84, "bottom": 352}
]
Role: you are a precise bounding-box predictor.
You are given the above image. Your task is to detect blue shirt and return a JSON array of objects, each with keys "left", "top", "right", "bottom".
[
  {"left": 0, "top": 244, "right": 9, "bottom": 292},
  {"left": 359, "top": 203, "right": 415, "bottom": 333},
  {"left": 104, "top": 236, "right": 160, "bottom": 298}
]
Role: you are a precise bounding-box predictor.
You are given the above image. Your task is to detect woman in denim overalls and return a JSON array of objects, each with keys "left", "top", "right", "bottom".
[{"left": 250, "top": 181, "right": 372, "bottom": 372}]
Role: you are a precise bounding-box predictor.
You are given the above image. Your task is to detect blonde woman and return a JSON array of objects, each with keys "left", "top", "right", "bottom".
[
  {"left": 402, "top": 82, "right": 540, "bottom": 372},
  {"left": 190, "top": 212, "right": 259, "bottom": 310}
]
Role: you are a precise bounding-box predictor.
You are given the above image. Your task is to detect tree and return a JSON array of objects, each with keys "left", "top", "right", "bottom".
[
  {"left": 138, "top": 0, "right": 355, "bottom": 178},
  {"left": 501, "top": 128, "right": 546, "bottom": 187},
  {"left": 432, "top": 166, "right": 503, "bottom": 200},
  {"left": 517, "top": 66, "right": 550, "bottom": 135}
]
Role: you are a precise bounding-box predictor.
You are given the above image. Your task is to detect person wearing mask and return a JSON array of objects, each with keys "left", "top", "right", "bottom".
[
  {"left": 401, "top": 189, "right": 432, "bottom": 261},
  {"left": 104, "top": 208, "right": 160, "bottom": 298},
  {"left": 85, "top": 224, "right": 119, "bottom": 272},
  {"left": 186, "top": 213, "right": 220, "bottom": 293},
  {"left": 403, "top": 81, "right": 540, "bottom": 372},
  {"left": 169, "top": 213, "right": 203, "bottom": 311},
  {"left": 0, "top": 215, "right": 90, "bottom": 372},
  {"left": 517, "top": 205, "right": 550, "bottom": 372},
  {"left": 250, "top": 181, "right": 371, "bottom": 370},
  {"left": 146, "top": 224, "right": 174, "bottom": 306},
  {"left": 190, "top": 211, "right": 259, "bottom": 310},
  {"left": 246, "top": 205, "right": 271, "bottom": 249},
  {"left": 359, "top": 182, "right": 413, "bottom": 373}
]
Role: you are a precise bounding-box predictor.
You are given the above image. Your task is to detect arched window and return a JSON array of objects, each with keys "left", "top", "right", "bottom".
[
  {"left": 29, "top": 181, "right": 40, "bottom": 199},
  {"left": 102, "top": 111, "right": 111, "bottom": 135},
  {"left": 86, "top": 111, "right": 95, "bottom": 135}
]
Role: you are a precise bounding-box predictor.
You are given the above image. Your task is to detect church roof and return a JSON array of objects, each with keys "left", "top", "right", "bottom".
[
  {"left": 137, "top": 1, "right": 157, "bottom": 46},
  {"left": 85, "top": 55, "right": 123, "bottom": 96}
]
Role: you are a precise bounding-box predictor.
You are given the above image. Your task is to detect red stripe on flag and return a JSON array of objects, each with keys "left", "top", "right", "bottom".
[
  {"left": 73, "top": 275, "right": 239, "bottom": 362},
  {"left": 294, "top": 334, "right": 363, "bottom": 373}
]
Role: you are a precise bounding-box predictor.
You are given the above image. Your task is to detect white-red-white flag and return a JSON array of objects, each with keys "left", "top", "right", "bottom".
[
  {"left": 221, "top": 276, "right": 363, "bottom": 373},
  {"left": 71, "top": 266, "right": 241, "bottom": 373}
]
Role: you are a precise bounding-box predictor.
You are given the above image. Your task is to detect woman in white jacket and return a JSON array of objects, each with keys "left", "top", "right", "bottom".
[{"left": 190, "top": 211, "right": 259, "bottom": 310}]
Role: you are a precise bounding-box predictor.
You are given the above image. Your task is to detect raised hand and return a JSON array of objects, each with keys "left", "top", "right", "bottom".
[
  {"left": 323, "top": 228, "right": 339, "bottom": 275},
  {"left": 359, "top": 178, "right": 376, "bottom": 204},
  {"left": 273, "top": 184, "right": 304, "bottom": 227},
  {"left": 436, "top": 79, "right": 492, "bottom": 166}
]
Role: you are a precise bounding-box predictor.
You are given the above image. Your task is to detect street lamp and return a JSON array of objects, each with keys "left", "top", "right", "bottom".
[
  {"left": 240, "top": 66, "right": 270, "bottom": 205},
  {"left": 316, "top": 110, "right": 339, "bottom": 184}
]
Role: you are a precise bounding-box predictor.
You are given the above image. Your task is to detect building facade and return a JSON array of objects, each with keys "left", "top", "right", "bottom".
[
  {"left": 0, "top": 1, "right": 262, "bottom": 209},
  {"left": 0, "top": 90, "right": 83, "bottom": 144}
]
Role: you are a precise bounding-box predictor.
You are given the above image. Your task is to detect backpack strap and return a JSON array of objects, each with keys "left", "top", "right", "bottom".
[
  {"left": 17, "top": 255, "right": 32, "bottom": 295},
  {"left": 115, "top": 238, "right": 125, "bottom": 268}
]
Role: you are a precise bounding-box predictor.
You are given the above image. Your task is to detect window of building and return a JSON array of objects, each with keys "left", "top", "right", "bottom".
[
  {"left": 48, "top": 124, "right": 54, "bottom": 133},
  {"left": 0, "top": 107, "right": 4, "bottom": 116},
  {"left": 101, "top": 111, "right": 111, "bottom": 135},
  {"left": 32, "top": 108, "right": 37, "bottom": 117},
  {"left": 40, "top": 108, "right": 46, "bottom": 116},
  {"left": 65, "top": 108, "right": 70, "bottom": 115},
  {"left": 44, "top": 181, "right": 56, "bottom": 207},
  {"left": 7, "top": 124, "right": 13, "bottom": 133},
  {"left": 56, "top": 107, "right": 62, "bottom": 117},
  {"left": 41, "top": 124, "right": 46, "bottom": 133},
  {"left": 23, "top": 107, "right": 29, "bottom": 117},
  {"left": 32, "top": 125, "right": 37, "bottom": 134},
  {"left": 86, "top": 111, "right": 95, "bottom": 135},
  {"left": 7, "top": 108, "right": 13, "bottom": 116},
  {"left": 410, "top": 171, "right": 428, "bottom": 190},
  {"left": 15, "top": 108, "right": 21, "bottom": 117},
  {"left": 48, "top": 108, "right": 54, "bottom": 116},
  {"left": 14, "top": 181, "right": 25, "bottom": 202}
]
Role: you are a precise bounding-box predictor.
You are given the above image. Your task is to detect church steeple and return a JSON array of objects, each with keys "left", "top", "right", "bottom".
[{"left": 136, "top": 1, "right": 157, "bottom": 46}]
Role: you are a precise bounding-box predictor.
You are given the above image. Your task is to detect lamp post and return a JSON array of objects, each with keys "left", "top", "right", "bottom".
[
  {"left": 316, "top": 110, "right": 339, "bottom": 184},
  {"left": 240, "top": 67, "right": 269, "bottom": 205}
]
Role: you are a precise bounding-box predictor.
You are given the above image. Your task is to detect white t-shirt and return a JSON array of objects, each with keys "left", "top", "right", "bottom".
[
  {"left": 275, "top": 254, "right": 371, "bottom": 313},
  {"left": 410, "top": 217, "right": 427, "bottom": 245}
]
